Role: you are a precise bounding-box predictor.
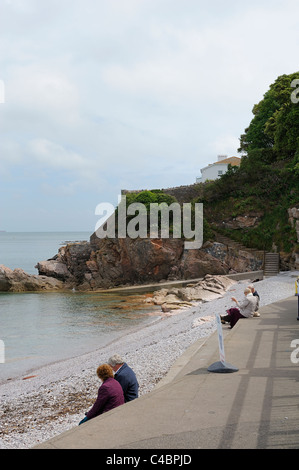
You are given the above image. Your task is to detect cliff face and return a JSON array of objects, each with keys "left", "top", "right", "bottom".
[
  {"left": 35, "top": 233, "right": 263, "bottom": 291},
  {"left": 26, "top": 201, "right": 299, "bottom": 292},
  {"left": 37, "top": 236, "right": 186, "bottom": 289}
]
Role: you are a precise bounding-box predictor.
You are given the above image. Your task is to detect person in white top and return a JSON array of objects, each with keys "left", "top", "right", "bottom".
[{"left": 221, "top": 288, "right": 258, "bottom": 328}]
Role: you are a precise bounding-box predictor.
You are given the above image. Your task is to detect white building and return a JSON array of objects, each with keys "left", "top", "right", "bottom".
[{"left": 196, "top": 155, "right": 241, "bottom": 183}]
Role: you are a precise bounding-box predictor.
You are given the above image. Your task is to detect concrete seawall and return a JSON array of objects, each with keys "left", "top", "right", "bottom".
[{"left": 35, "top": 291, "right": 299, "bottom": 450}]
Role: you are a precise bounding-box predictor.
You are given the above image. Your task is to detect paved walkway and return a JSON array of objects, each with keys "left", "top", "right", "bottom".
[{"left": 35, "top": 295, "right": 299, "bottom": 449}]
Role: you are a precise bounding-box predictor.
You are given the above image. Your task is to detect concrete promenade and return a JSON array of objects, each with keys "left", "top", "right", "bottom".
[{"left": 36, "top": 295, "right": 299, "bottom": 449}]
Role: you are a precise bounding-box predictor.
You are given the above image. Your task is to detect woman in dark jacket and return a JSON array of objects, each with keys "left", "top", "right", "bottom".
[{"left": 79, "top": 364, "right": 124, "bottom": 425}]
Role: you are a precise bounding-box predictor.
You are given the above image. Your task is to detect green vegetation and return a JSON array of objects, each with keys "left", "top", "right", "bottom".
[
  {"left": 117, "top": 190, "right": 212, "bottom": 243},
  {"left": 124, "top": 190, "right": 177, "bottom": 209},
  {"left": 115, "top": 190, "right": 178, "bottom": 238},
  {"left": 113, "top": 73, "right": 298, "bottom": 253},
  {"left": 196, "top": 72, "right": 299, "bottom": 253}
]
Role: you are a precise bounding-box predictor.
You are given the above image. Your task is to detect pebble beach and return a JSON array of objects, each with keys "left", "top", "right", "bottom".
[{"left": 0, "top": 271, "right": 298, "bottom": 449}]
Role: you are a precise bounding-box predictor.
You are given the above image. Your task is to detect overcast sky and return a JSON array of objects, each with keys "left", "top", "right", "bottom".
[{"left": 0, "top": 0, "right": 298, "bottom": 232}]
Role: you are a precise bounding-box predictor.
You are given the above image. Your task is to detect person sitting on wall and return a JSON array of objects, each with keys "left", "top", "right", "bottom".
[
  {"left": 108, "top": 354, "right": 139, "bottom": 402},
  {"left": 79, "top": 364, "right": 124, "bottom": 425},
  {"left": 221, "top": 287, "right": 258, "bottom": 328}
]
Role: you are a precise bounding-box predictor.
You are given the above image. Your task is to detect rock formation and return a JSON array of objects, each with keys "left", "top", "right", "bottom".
[
  {"left": 34, "top": 233, "right": 263, "bottom": 292},
  {"left": 0, "top": 231, "right": 264, "bottom": 293},
  {"left": 0, "top": 265, "right": 64, "bottom": 292},
  {"left": 218, "top": 213, "right": 263, "bottom": 230},
  {"left": 151, "top": 274, "right": 237, "bottom": 312}
]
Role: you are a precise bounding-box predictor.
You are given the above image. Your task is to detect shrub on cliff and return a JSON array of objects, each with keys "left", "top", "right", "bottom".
[
  {"left": 116, "top": 190, "right": 213, "bottom": 245},
  {"left": 197, "top": 71, "right": 299, "bottom": 253},
  {"left": 125, "top": 190, "right": 177, "bottom": 210},
  {"left": 239, "top": 72, "right": 299, "bottom": 164}
]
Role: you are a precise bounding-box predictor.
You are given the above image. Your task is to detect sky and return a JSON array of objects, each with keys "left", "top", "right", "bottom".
[{"left": 0, "top": 0, "right": 299, "bottom": 232}]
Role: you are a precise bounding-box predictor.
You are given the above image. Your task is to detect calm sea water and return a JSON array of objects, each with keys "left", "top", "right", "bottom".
[
  {"left": 0, "top": 231, "right": 91, "bottom": 274},
  {"left": 0, "top": 232, "right": 159, "bottom": 382}
]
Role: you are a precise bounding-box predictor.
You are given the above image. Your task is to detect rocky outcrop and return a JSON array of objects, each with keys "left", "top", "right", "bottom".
[
  {"left": 34, "top": 238, "right": 230, "bottom": 290},
  {"left": 34, "top": 234, "right": 264, "bottom": 291},
  {"left": 36, "top": 241, "right": 92, "bottom": 285},
  {"left": 202, "top": 241, "right": 263, "bottom": 273},
  {"left": 0, "top": 265, "right": 64, "bottom": 292},
  {"left": 37, "top": 238, "right": 184, "bottom": 289},
  {"left": 212, "top": 212, "right": 263, "bottom": 231},
  {"left": 151, "top": 274, "right": 237, "bottom": 312},
  {"left": 88, "top": 236, "right": 185, "bottom": 289}
]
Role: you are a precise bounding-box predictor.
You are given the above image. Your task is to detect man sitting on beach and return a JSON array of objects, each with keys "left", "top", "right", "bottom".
[{"left": 108, "top": 354, "right": 139, "bottom": 402}]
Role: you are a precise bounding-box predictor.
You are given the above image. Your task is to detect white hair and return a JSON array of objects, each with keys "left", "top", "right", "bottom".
[{"left": 108, "top": 354, "right": 124, "bottom": 366}]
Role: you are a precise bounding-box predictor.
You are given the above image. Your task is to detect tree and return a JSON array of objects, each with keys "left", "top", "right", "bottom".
[{"left": 239, "top": 72, "right": 299, "bottom": 167}]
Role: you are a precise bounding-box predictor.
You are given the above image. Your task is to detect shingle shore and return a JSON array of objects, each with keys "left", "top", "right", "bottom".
[{"left": 0, "top": 271, "right": 297, "bottom": 449}]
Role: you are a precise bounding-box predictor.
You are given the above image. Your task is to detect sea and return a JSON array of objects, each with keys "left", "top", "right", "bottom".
[{"left": 0, "top": 232, "right": 159, "bottom": 383}]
